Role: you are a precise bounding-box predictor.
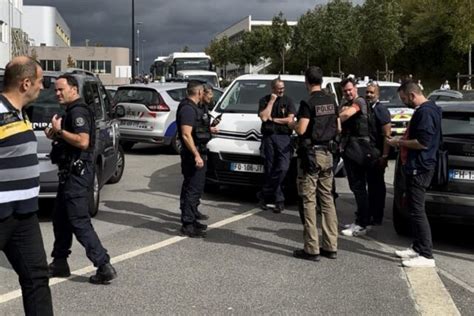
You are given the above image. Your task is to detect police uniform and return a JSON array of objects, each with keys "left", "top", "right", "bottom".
[
  {"left": 341, "top": 97, "right": 372, "bottom": 229},
  {"left": 258, "top": 94, "right": 296, "bottom": 210},
  {"left": 176, "top": 98, "right": 211, "bottom": 228},
  {"left": 51, "top": 98, "right": 110, "bottom": 268},
  {"left": 296, "top": 91, "right": 339, "bottom": 255}
]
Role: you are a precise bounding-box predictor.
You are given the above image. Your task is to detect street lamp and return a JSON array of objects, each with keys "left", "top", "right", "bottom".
[
  {"left": 141, "top": 39, "right": 146, "bottom": 74},
  {"left": 131, "top": 0, "right": 135, "bottom": 78},
  {"left": 136, "top": 22, "right": 142, "bottom": 75}
]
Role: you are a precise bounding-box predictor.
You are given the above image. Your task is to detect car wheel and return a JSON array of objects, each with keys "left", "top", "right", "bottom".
[
  {"left": 392, "top": 198, "right": 410, "bottom": 236},
  {"left": 171, "top": 133, "right": 182, "bottom": 154},
  {"left": 121, "top": 141, "right": 135, "bottom": 151},
  {"left": 89, "top": 164, "right": 101, "bottom": 217},
  {"left": 107, "top": 145, "right": 125, "bottom": 184}
]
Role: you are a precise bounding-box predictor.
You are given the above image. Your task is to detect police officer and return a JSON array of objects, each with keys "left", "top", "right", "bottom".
[
  {"left": 289, "top": 66, "right": 340, "bottom": 261},
  {"left": 176, "top": 81, "right": 218, "bottom": 238},
  {"left": 257, "top": 78, "right": 296, "bottom": 213},
  {"left": 45, "top": 74, "right": 117, "bottom": 284}
]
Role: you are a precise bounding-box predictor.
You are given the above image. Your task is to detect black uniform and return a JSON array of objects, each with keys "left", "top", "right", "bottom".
[
  {"left": 176, "top": 98, "right": 211, "bottom": 226},
  {"left": 51, "top": 98, "right": 110, "bottom": 267}
]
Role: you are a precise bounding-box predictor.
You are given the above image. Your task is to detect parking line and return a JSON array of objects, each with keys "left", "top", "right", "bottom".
[{"left": 0, "top": 208, "right": 262, "bottom": 305}]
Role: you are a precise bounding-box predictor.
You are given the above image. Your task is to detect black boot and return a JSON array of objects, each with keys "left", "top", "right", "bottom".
[
  {"left": 48, "top": 258, "right": 71, "bottom": 278},
  {"left": 89, "top": 263, "right": 117, "bottom": 285}
]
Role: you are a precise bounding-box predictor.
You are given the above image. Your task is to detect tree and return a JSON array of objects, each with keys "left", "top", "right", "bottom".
[
  {"left": 268, "top": 12, "right": 292, "bottom": 73},
  {"left": 67, "top": 54, "right": 75, "bottom": 68},
  {"left": 205, "top": 36, "right": 232, "bottom": 78},
  {"left": 359, "top": 0, "right": 404, "bottom": 73},
  {"left": 291, "top": 9, "right": 319, "bottom": 69},
  {"left": 182, "top": 46, "right": 190, "bottom": 52},
  {"left": 232, "top": 28, "right": 270, "bottom": 68},
  {"left": 30, "top": 48, "right": 38, "bottom": 61}
]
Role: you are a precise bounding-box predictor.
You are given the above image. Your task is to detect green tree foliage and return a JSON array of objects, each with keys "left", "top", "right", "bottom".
[
  {"left": 205, "top": 36, "right": 233, "bottom": 77},
  {"left": 359, "top": 0, "right": 403, "bottom": 73},
  {"left": 232, "top": 28, "right": 270, "bottom": 68},
  {"left": 291, "top": 9, "right": 319, "bottom": 70},
  {"left": 268, "top": 12, "right": 292, "bottom": 73}
]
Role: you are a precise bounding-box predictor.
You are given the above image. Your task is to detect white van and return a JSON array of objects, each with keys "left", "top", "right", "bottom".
[
  {"left": 205, "top": 74, "right": 342, "bottom": 193},
  {"left": 176, "top": 70, "right": 220, "bottom": 88}
]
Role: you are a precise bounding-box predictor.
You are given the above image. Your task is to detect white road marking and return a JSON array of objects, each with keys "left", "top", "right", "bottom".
[
  {"left": 0, "top": 208, "right": 262, "bottom": 305},
  {"left": 365, "top": 236, "right": 461, "bottom": 315}
]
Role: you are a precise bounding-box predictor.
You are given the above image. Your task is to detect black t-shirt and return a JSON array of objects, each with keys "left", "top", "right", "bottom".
[
  {"left": 63, "top": 98, "right": 94, "bottom": 160},
  {"left": 297, "top": 91, "right": 338, "bottom": 142},
  {"left": 258, "top": 94, "right": 296, "bottom": 135},
  {"left": 370, "top": 101, "right": 391, "bottom": 151}
]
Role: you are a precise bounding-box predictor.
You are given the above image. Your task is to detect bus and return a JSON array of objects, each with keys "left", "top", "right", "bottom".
[
  {"left": 166, "top": 52, "right": 213, "bottom": 77},
  {"left": 150, "top": 56, "right": 168, "bottom": 81}
]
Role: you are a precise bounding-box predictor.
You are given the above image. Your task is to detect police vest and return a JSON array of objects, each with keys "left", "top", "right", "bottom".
[
  {"left": 308, "top": 92, "right": 338, "bottom": 144},
  {"left": 62, "top": 102, "right": 95, "bottom": 162},
  {"left": 192, "top": 105, "right": 212, "bottom": 145},
  {"left": 342, "top": 97, "right": 369, "bottom": 138}
]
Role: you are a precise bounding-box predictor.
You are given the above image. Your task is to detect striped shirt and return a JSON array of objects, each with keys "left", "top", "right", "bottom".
[{"left": 0, "top": 94, "right": 39, "bottom": 219}]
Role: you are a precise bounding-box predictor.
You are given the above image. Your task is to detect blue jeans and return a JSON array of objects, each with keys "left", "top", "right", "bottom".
[{"left": 0, "top": 213, "right": 53, "bottom": 315}]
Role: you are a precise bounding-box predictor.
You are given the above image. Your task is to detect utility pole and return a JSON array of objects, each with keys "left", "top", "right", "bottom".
[{"left": 131, "top": 0, "right": 135, "bottom": 79}]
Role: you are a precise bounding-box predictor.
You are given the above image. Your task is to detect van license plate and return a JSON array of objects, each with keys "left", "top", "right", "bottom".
[
  {"left": 230, "top": 163, "right": 264, "bottom": 173},
  {"left": 449, "top": 169, "right": 474, "bottom": 181}
]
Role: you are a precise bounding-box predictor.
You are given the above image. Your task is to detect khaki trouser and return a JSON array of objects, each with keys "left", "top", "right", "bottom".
[{"left": 297, "top": 149, "right": 338, "bottom": 254}]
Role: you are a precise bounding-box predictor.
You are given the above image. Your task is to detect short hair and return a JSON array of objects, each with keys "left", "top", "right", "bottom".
[
  {"left": 305, "top": 66, "right": 323, "bottom": 86},
  {"left": 186, "top": 80, "right": 203, "bottom": 96},
  {"left": 271, "top": 77, "right": 283, "bottom": 89},
  {"left": 341, "top": 77, "right": 357, "bottom": 88},
  {"left": 57, "top": 74, "right": 79, "bottom": 90},
  {"left": 203, "top": 83, "right": 213, "bottom": 94},
  {"left": 398, "top": 80, "right": 422, "bottom": 95},
  {"left": 3, "top": 56, "right": 40, "bottom": 90},
  {"left": 366, "top": 81, "right": 380, "bottom": 94}
]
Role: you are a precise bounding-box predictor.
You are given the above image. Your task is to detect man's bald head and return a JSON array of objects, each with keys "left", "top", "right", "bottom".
[{"left": 3, "top": 56, "right": 41, "bottom": 91}]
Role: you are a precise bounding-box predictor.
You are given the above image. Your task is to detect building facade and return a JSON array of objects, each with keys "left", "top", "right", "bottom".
[
  {"left": 215, "top": 15, "right": 297, "bottom": 78},
  {"left": 30, "top": 46, "right": 131, "bottom": 85},
  {"left": 23, "top": 5, "right": 70, "bottom": 47},
  {"left": 0, "top": 0, "right": 26, "bottom": 68}
]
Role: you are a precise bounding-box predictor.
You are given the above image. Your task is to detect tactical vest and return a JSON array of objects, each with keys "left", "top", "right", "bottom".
[
  {"left": 191, "top": 104, "right": 211, "bottom": 146},
  {"left": 309, "top": 92, "right": 338, "bottom": 144},
  {"left": 342, "top": 96, "right": 369, "bottom": 138}
]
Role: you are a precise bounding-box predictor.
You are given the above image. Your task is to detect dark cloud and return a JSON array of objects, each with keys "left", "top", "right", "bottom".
[{"left": 24, "top": 0, "right": 326, "bottom": 72}]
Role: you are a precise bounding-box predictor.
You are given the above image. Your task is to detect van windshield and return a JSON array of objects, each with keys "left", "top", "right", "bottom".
[
  {"left": 215, "top": 80, "right": 306, "bottom": 114},
  {"left": 358, "top": 86, "right": 403, "bottom": 108}
]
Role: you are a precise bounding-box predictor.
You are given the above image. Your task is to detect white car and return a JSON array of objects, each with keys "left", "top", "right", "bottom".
[
  {"left": 114, "top": 82, "right": 223, "bottom": 152},
  {"left": 357, "top": 81, "right": 412, "bottom": 136},
  {"left": 205, "top": 74, "right": 342, "bottom": 194}
]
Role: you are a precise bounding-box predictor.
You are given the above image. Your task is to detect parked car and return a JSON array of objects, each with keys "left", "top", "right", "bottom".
[
  {"left": 205, "top": 74, "right": 343, "bottom": 195},
  {"left": 427, "top": 89, "right": 463, "bottom": 101},
  {"left": 113, "top": 82, "right": 223, "bottom": 152},
  {"left": 105, "top": 85, "right": 120, "bottom": 98},
  {"left": 392, "top": 101, "right": 474, "bottom": 234},
  {"left": 10, "top": 70, "right": 126, "bottom": 216},
  {"left": 357, "top": 81, "right": 412, "bottom": 136}
]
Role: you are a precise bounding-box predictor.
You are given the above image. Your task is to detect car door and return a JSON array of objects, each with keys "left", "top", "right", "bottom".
[{"left": 83, "top": 80, "right": 115, "bottom": 185}]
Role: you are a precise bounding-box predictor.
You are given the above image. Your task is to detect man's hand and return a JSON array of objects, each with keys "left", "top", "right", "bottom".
[
  {"left": 195, "top": 155, "right": 204, "bottom": 169},
  {"left": 270, "top": 93, "right": 278, "bottom": 102},
  {"left": 288, "top": 121, "right": 297, "bottom": 130},
  {"left": 44, "top": 127, "right": 56, "bottom": 140},
  {"left": 210, "top": 126, "right": 219, "bottom": 134},
  {"left": 386, "top": 136, "right": 401, "bottom": 148},
  {"left": 51, "top": 114, "right": 62, "bottom": 133}
]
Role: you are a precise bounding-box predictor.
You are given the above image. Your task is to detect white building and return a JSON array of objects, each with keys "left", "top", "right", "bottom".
[
  {"left": 23, "top": 5, "right": 70, "bottom": 47},
  {"left": 215, "top": 15, "right": 297, "bottom": 78},
  {"left": 0, "top": 0, "right": 25, "bottom": 68}
]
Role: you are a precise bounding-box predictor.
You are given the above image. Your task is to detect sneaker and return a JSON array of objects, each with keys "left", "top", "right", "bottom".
[
  {"left": 195, "top": 212, "right": 209, "bottom": 221},
  {"left": 48, "top": 259, "right": 71, "bottom": 278},
  {"left": 402, "top": 256, "right": 435, "bottom": 268},
  {"left": 395, "top": 248, "right": 419, "bottom": 259},
  {"left": 89, "top": 263, "right": 117, "bottom": 284},
  {"left": 320, "top": 248, "right": 337, "bottom": 259},
  {"left": 343, "top": 222, "right": 356, "bottom": 229},
  {"left": 293, "top": 249, "right": 320, "bottom": 262},
  {"left": 181, "top": 224, "right": 206, "bottom": 238},
  {"left": 273, "top": 202, "right": 284, "bottom": 214},
  {"left": 341, "top": 225, "right": 367, "bottom": 237},
  {"left": 194, "top": 221, "right": 208, "bottom": 231}
]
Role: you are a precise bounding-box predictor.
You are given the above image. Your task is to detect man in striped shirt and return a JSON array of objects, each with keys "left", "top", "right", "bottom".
[{"left": 0, "top": 56, "right": 53, "bottom": 315}]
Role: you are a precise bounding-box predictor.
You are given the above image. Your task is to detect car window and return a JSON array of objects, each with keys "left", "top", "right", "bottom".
[
  {"left": 216, "top": 80, "right": 306, "bottom": 114},
  {"left": 114, "top": 87, "right": 160, "bottom": 106},
  {"left": 25, "top": 76, "right": 64, "bottom": 130},
  {"left": 212, "top": 88, "right": 223, "bottom": 103},
  {"left": 167, "top": 88, "right": 187, "bottom": 102},
  {"left": 442, "top": 111, "right": 474, "bottom": 138},
  {"left": 99, "top": 85, "right": 113, "bottom": 118},
  {"left": 83, "top": 81, "right": 105, "bottom": 121},
  {"left": 357, "top": 86, "right": 403, "bottom": 107}
]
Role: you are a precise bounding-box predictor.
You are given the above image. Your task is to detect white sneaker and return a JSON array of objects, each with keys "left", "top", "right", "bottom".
[
  {"left": 343, "top": 223, "right": 356, "bottom": 229},
  {"left": 341, "top": 225, "right": 367, "bottom": 236},
  {"left": 402, "top": 256, "right": 436, "bottom": 268},
  {"left": 395, "top": 248, "right": 419, "bottom": 259}
]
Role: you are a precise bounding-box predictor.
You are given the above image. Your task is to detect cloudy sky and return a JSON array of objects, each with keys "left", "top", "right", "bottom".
[{"left": 24, "top": 0, "right": 341, "bottom": 72}]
